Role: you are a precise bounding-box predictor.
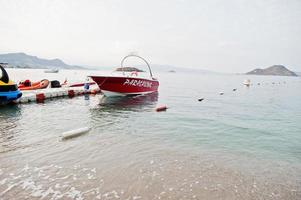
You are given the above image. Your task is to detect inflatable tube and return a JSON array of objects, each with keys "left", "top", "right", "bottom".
[
  {"left": 62, "top": 127, "right": 90, "bottom": 140},
  {"left": 19, "top": 79, "right": 49, "bottom": 91}
]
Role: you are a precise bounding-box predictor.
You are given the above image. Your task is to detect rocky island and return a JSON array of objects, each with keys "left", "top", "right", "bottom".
[
  {"left": 246, "top": 65, "right": 298, "bottom": 76},
  {"left": 115, "top": 67, "right": 145, "bottom": 72}
]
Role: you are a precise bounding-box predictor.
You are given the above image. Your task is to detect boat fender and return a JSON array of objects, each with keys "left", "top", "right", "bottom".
[
  {"left": 68, "top": 90, "right": 75, "bottom": 98},
  {"left": 156, "top": 105, "right": 168, "bottom": 112},
  {"left": 36, "top": 93, "right": 45, "bottom": 103},
  {"left": 62, "top": 127, "right": 90, "bottom": 140}
]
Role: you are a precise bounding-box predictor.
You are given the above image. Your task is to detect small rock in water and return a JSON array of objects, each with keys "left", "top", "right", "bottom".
[{"left": 198, "top": 98, "right": 204, "bottom": 102}]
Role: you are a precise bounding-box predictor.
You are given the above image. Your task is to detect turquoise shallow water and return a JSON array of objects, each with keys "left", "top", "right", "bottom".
[
  {"left": 0, "top": 69, "right": 301, "bottom": 199},
  {"left": 159, "top": 72, "right": 301, "bottom": 163}
]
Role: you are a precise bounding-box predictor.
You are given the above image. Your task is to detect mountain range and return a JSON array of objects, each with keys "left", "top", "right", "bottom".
[
  {"left": 0, "top": 52, "right": 83, "bottom": 69},
  {"left": 0, "top": 52, "right": 219, "bottom": 74},
  {"left": 2, "top": 52, "right": 298, "bottom": 76}
]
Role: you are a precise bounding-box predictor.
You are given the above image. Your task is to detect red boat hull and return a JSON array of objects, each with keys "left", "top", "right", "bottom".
[{"left": 90, "top": 76, "right": 159, "bottom": 96}]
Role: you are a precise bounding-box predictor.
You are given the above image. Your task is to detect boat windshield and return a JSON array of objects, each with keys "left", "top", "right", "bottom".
[{"left": 111, "top": 69, "right": 149, "bottom": 79}]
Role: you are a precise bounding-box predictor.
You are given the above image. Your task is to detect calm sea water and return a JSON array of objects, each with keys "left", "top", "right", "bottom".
[{"left": 0, "top": 69, "right": 301, "bottom": 199}]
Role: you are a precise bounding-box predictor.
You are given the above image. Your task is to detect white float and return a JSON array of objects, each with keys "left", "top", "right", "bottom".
[
  {"left": 17, "top": 86, "right": 100, "bottom": 104},
  {"left": 61, "top": 127, "right": 91, "bottom": 140}
]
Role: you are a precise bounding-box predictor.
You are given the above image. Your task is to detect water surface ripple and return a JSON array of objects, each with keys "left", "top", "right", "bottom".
[{"left": 1, "top": 69, "right": 301, "bottom": 199}]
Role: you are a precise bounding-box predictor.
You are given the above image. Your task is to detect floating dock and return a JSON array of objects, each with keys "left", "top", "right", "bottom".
[{"left": 16, "top": 86, "right": 101, "bottom": 104}]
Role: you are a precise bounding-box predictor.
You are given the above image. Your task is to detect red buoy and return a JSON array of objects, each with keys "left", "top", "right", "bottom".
[
  {"left": 36, "top": 93, "right": 45, "bottom": 103},
  {"left": 156, "top": 105, "right": 168, "bottom": 112},
  {"left": 68, "top": 90, "right": 75, "bottom": 98}
]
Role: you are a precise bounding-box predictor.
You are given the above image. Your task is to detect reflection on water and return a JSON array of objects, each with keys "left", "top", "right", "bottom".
[
  {"left": 0, "top": 104, "right": 22, "bottom": 119},
  {"left": 0, "top": 105, "right": 22, "bottom": 153},
  {"left": 98, "top": 92, "right": 158, "bottom": 111}
]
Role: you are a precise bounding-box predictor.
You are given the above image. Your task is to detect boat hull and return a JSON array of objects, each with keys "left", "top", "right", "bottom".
[
  {"left": 90, "top": 76, "right": 159, "bottom": 97},
  {"left": 0, "top": 90, "right": 22, "bottom": 105},
  {"left": 0, "top": 64, "right": 22, "bottom": 105}
]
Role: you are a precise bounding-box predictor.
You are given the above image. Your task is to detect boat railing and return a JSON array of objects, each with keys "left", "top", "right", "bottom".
[{"left": 120, "top": 54, "right": 154, "bottom": 79}]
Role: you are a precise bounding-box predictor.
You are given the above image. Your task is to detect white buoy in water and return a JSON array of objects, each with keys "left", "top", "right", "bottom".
[
  {"left": 243, "top": 79, "right": 251, "bottom": 86},
  {"left": 62, "top": 127, "right": 90, "bottom": 140}
]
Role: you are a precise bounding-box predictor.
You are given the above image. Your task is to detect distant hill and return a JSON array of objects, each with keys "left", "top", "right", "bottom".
[
  {"left": 0, "top": 52, "right": 84, "bottom": 69},
  {"left": 246, "top": 65, "right": 298, "bottom": 76}
]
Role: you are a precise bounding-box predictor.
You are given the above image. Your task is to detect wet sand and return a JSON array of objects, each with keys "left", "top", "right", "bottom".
[{"left": 1, "top": 147, "right": 300, "bottom": 200}]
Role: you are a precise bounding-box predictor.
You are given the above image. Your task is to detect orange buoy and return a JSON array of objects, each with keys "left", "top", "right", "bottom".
[
  {"left": 90, "top": 89, "right": 97, "bottom": 95},
  {"left": 156, "top": 105, "right": 168, "bottom": 112}
]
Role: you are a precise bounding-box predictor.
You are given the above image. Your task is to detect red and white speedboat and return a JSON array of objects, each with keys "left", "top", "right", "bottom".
[{"left": 90, "top": 55, "right": 159, "bottom": 97}]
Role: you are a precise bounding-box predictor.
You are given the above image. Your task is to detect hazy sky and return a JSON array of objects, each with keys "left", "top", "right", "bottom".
[{"left": 0, "top": 0, "right": 300, "bottom": 72}]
